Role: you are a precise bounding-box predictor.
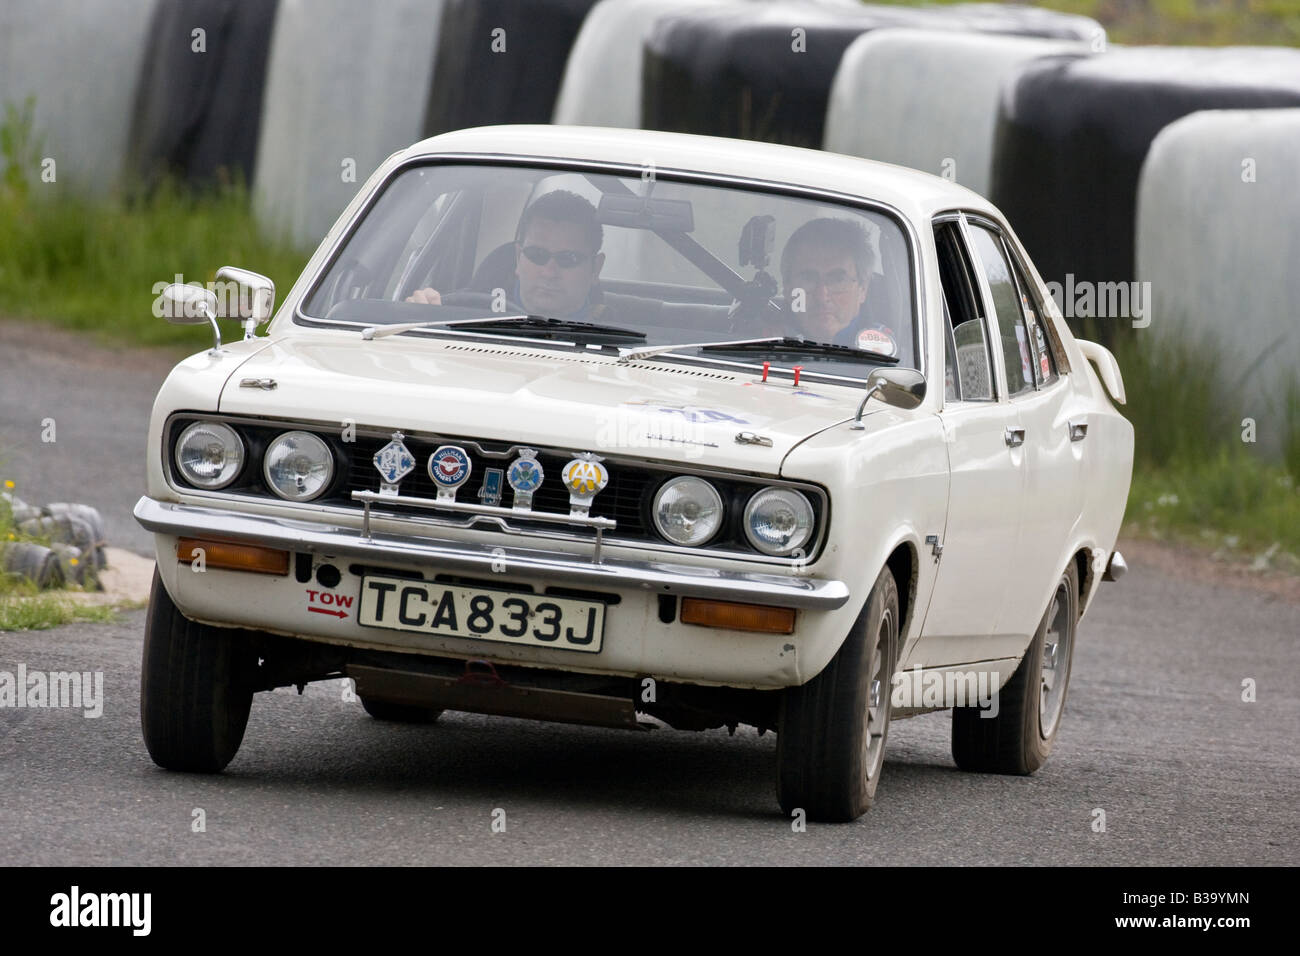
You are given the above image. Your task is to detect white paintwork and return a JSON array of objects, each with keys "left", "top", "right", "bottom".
[
  {"left": 824, "top": 29, "right": 1090, "bottom": 196},
  {"left": 142, "top": 124, "right": 1133, "bottom": 696}
]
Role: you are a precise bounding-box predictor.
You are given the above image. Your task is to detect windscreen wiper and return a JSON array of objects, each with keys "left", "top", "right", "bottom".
[
  {"left": 700, "top": 337, "right": 901, "bottom": 364},
  {"left": 363, "top": 314, "right": 645, "bottom": 342}
]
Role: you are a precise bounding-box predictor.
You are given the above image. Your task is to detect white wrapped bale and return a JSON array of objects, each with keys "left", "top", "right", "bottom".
[
  {"left": 825, "top": 29, "right": 1091, "bottom": 197},
  {"left": 553, "top": 0, "right": 760, "bottom": 129},
  {"left": 0, "top": 0, "right": 158, "bottom": 194},
  {"left": 253, "top": 0, "right": 444, "bottom": 248},
  {"left": 1136, "top": 108, "right": 1300, "bottom": 459}
]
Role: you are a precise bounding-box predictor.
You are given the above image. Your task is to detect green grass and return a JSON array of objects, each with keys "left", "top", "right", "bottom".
[
  {"left": 876, "top": 0, "right": 1300, "bottom": 46},
  {"left": 1, "top": 478, "right": 120, "bottom": 631},
  {"left": 0, "top": 183, "right": 310, "bottom": 349}
]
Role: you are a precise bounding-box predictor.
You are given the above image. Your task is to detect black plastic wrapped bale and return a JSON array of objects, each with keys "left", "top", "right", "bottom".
[
  {"left": 1137, "top": 109, "right": 1300, "bottom": 462},
  {"left": 128, "top": 0, "right": 279, "bottom": 191},
  {"left": 423, "top": 0, "right": 602, "bottom": 136},
  {"left": 0, "top": 0, "right": 158, "bottom": 193},
  {"left": 254, "top": 0, "right": 447, "bottom": 248},
  {"left": 990, "top": 46, "right": 1300, "bottom": 343},
  {"left": 641, "top": 2, "right": 1104, "bottom": 150}
]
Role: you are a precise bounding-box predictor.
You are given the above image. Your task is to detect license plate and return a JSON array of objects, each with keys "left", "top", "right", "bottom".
[{"left": 358, "top": 575, "right": 605, "bottom": 653}]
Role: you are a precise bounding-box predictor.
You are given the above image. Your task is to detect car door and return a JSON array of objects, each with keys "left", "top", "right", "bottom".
[
  {"left": 965, "top": 219, "right": 1085, "bottom": 642},
  {"left": 910, "top": 217, "right": 1027, "bottom": 668}
]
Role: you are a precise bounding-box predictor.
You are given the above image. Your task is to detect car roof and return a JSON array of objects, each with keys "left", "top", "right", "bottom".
[{"left": 401, "top": 125, "right": 999, "bottom": 224}]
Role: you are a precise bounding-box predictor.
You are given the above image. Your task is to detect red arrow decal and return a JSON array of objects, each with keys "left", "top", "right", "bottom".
[{"left": 308, "top": 607, "right": 348, "bottom": 619}]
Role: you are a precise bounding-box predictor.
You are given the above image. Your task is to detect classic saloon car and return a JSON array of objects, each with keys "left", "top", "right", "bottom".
[{"left": 135, "top": 125, "right": 1133, "bottom": 821}]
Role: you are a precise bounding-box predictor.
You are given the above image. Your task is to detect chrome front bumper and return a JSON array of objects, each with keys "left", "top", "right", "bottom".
[{"left": 133, "top": 497, "right": 850, "bottom": 610}]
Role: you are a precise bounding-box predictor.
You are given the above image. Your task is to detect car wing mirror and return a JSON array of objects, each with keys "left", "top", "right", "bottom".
[
  {"left": 159, "top": 283, "right": 224, "bottom": 355},
  {"left": 215, "top": 266, "right": 276, "bottom": 339},
  {"left": 851, "top": 367, "right": 926, "bottom": 429}
]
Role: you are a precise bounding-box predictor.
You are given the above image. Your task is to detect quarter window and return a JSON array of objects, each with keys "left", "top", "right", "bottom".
[
  {"left": 968, "top": 225, "right": 1034, "bottom": 398},
  {"left": 934, "top": 222, "right": 994, "bottom": 402}
]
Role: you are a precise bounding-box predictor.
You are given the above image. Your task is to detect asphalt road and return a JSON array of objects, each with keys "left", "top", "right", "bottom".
[{"left": 1, "top": 320, "right": 1297, "bottom": 865}]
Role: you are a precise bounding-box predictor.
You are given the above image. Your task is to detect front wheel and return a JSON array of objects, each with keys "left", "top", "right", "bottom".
[
  {"left": 776, "top": 564, "right": 899, "bottom": 822},
  {"left": 140, "top": 569, "right": 256, "bottom": 772},
  {"left": 951, "top": 560, "right": 1079, "bottom": 774}
]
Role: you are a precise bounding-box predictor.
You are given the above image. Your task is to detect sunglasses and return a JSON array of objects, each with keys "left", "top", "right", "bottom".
[{"left": 518, "top": 244, "right": 593, "bottom": 269}]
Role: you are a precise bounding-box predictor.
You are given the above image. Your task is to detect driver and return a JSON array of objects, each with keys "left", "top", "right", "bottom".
[
  {"left": 780, "top": 217, "right": 898, "bottom": 358},
  {"left": 406, "top": 190, "right": 607, "bottom": 320}
]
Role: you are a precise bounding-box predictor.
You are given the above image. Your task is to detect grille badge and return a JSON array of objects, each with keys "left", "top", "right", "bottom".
[
  {"left": 562, "top": 452, "right": 609, "bottom": 517},
  {"left": 428, "top": 445, "right": 472, "bottom": 502},
  {"left": 506, "top": 448, "right": 544, "bottom": 511},
  {"left": 372, "top": 431, "right": 415, "bottom": 496}
]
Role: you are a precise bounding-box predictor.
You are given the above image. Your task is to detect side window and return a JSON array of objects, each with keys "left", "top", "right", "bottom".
[
  {"left": 934, "top": 222, "right": 994, "bottom": 402},
  {"left": 1007, "top": 251, "right": 1067, "bottom": 383},
  {"left": 968, "top": 225, "right": 1034, "bottom": 398}
]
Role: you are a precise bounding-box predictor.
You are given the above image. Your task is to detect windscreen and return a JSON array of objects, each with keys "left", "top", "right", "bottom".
[{"left": 300, "top": 163, "right": 917, "bottom": 376}]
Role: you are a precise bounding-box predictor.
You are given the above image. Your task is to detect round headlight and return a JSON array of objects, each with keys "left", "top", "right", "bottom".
[
  {"left": 263, "top": 431, "right": 334, "bottom": 501},
  {"left": 175, "top": 421, "right": 244, "bottom": 489},
  {"left": 744, "top": 488, "right": 814, "bottom": 556},
  {"left": 652, "top": 476, "right": 724, "bottom": 547}
]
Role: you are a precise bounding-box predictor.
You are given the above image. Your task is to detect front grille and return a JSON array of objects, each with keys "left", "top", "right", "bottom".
[{"left": 345, "top": 437, "right": 651, "bottom": 539}]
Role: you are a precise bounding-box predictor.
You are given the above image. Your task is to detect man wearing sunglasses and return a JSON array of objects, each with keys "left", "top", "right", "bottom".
[
  {"left": 780, "top": 217, "right": 898, "bottom": 358},
  {"left": 407, "top": 190, "right": 606, "bottom": 320}
]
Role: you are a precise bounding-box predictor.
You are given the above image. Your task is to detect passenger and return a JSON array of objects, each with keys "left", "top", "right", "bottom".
[
  {"left": 406, "top": 190, "right": 607, "bottom": 320},
  {"left": 780, "top": 217, "right": 898, "bottom": 358}
]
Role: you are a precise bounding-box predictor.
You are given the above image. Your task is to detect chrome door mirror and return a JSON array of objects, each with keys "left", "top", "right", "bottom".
[
  {"left": 851, "top": 367, "right": 927, "bottom": 428},
  {"left": 215, "top": 266, "right": 276, "bottom": 339},
  {"left": 160, "top": 283, "right": 223, "bottom": 355}
]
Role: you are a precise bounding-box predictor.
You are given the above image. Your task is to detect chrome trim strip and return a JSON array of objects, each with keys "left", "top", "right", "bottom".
[{"left": 133, "top": 497, "right": 850, "bottom": 610}]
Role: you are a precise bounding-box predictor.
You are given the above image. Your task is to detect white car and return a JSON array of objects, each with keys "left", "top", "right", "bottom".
[{"left": 135, "top": 125, "right": 1133, "bottom": 822}]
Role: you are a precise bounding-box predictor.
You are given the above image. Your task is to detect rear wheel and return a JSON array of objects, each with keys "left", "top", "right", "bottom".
[
  {"left": 360, "top": 696, "right": 444, "bottom": 724},
  {"left": 777, "top": 564, "right": 899, "bottom": 822},
  {"left": 952, "top": 560, "right": 1079, "bottom": 774},
  {"left": 140, "top": 569, "right": 256, "bottom": 772}
]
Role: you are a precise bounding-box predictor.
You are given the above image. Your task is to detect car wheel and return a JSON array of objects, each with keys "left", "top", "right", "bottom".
[
  {"left": 776, "top": 564, "right": 899, "bottom": 822},
  {"left": 140, "top": 569, "right": 256, "bottom": 773},
  {"left": 951, "top": 559, "right": 1079, "bottom": 774},
  {"left": 359, "top": 697, "right": 444, "bottom": 724}
]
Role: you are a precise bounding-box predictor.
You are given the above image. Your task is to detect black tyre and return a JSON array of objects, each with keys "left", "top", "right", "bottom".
[
  {"left": 777, "top": 564, "right": 899, "bottom": 822},
  {"left": 360, "top": 696, "right": 444, "bottom": 724},
  {"left": 952, "top": 560, "right": 1079, "bottom": 774},
  {"left": 140, "top": 569, "right": 256, "bottom": 772}
]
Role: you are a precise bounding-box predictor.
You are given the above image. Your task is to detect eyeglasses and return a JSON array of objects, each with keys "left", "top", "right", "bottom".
[
  {"left": 791, "top": 268, "right": 861, "bottom": 296},
  {"left": 518, "top": 244, "right": 592, "bottom": 269}
]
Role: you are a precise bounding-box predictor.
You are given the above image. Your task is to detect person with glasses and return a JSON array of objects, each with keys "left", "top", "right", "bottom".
[
  {"left": 779, "top": 217, "right": 897, "bottom": 358},
  {"left": 406, "top": 190, "right": 606, "bottom": 320}
]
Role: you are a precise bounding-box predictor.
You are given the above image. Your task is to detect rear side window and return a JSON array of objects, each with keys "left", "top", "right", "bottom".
[
  {"left": 934, "top": 222, "right": 994, "bottom": 402},
  {"left": 1007, "top": 252, "right": 1065, "bottom": 385},
  {"left": 968, "top": 225, "right": 1034, "bottom": 397}
]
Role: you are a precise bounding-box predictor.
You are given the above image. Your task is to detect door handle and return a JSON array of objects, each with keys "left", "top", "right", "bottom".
[
  {"left": 1068, "top": 420, "right": 1088, "bottom": 442},
  {"left": 1005, "top": 426, "right": 1025, "bottom": 448}
]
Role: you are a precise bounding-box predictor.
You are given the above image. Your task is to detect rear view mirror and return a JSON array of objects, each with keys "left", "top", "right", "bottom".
[{"left": 597, "top": 194, "right": 695, "bottom": 233}]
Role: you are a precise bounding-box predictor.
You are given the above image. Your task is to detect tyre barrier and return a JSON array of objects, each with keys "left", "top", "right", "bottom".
[
  {"left": 128, "top": 0, "right": 279, "bottom": 192},
  {"left": 989, "top": 45, "right": 1300, "bottom": 343},
  {"left": 253, "top": 0, "right": 446, "bottom": 248},
  {"left": 642, "top": 2, "right": 1103, "bottom": 150},
  {"left": 825, "top": 29, "right": 1091, "bottom": 197},
  {"left": 1136, "top": 108, "right": 1300, "bottom": 461},
  {"left": 422, "top": 0, "right": 601, "bottom": 137},
  {"left": 1, "top": 542, "right": 66, "bottom": 591},
  {"left": 0, "top": 0, "right": 159, "bottom": 194}
]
